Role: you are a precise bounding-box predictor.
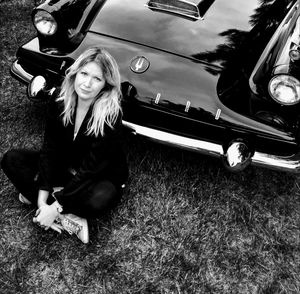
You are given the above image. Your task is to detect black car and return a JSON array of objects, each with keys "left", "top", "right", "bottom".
[{"left": 10, "top": 0, "right": 300, "bottom": 172}]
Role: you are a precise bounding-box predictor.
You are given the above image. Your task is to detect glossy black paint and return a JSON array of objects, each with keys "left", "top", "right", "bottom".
[
  {"left": 11, "top": 0, "right": 300, "bottom": 161},
  {"left": 34, "top": 0, "right": 106, "bottom": 53},
  {"left": 90, "top": 0, "right": 258, "bottom": 68},
  {"left": 250, "top": 0, "right": 300, "bottom": 104}
]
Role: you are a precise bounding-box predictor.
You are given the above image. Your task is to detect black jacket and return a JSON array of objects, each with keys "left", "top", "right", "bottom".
[{"left": 38, "top": 99, "right": 129, "bottom": 207}]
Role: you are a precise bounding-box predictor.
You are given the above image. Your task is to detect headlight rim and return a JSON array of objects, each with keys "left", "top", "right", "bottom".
[
  {"left": 268, "top": 74, "right": 300, "bottom": 106},
  {"left": 32, "top": 9, "right": 58, "bottom": 36}
]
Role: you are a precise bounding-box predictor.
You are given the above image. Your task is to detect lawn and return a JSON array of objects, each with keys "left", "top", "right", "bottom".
[{"left": 1, "top": 1, "right": 300, "bottom": 293}]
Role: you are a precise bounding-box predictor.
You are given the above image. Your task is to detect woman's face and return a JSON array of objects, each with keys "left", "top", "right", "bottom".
[{"left": 74, "top": 61, "right": 106, "bottom": 103}]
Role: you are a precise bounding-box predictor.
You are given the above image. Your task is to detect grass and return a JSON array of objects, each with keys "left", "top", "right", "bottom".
[{"left": 1, "top": 1, "right": 300, "bottom": 293}]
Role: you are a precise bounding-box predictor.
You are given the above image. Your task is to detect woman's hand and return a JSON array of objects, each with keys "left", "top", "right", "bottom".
[
  {"left": 37, "top": 190, "right": 49, "bottom": 208},
  {"left": 37, "top": 187, "right": 63, "bottom": 208},
  {"left": 33, "top": 204, "right": 59, "bottom": 231}
]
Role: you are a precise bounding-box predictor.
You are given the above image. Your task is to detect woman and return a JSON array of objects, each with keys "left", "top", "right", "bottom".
[{"left": 1, "top": 47, "right": 129, "bottom": 244}]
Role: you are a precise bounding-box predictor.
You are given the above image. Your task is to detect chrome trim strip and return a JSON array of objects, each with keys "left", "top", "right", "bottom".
[
  {"left": 252, "top": 152, "right": 300, "bottom": 172},
  {"left": 123, "top": 121, "right": 224, "bottom": 156},
  {"left": 215, "top": 108, "right": 221, "bottom": 120},
  {"left": 185, "top": 100, "right": 191, "bottom": 112},
  {"left": 123, "top": 121, "right": 300, "bottom": 173},
  {"left": 155, "top": 93, "right": 161, "bottom": 104},
  {"left": 8, "top": 62, "right": 300, "bottom": 173},
  {"left": 11, "top": 60, "right": 33, "bottom": 84}
]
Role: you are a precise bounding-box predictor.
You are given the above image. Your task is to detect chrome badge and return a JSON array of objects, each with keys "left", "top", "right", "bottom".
[{"left": 130, "top": 56, "right": 150, "bottom": 73}]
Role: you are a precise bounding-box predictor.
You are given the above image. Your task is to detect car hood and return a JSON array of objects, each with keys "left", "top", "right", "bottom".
[
  {"left": 16, "top": 0, "right": 298, "bottom": 148},
  {"left": 67, "top": 30, "right": 296, "bottom": 148},
  {"left": 89, "top": 0, "right": 259, "bottom": 67}
]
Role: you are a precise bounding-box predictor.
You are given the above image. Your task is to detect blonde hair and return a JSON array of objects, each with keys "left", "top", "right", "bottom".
[{"left": 57, "top": 47, "right": 122, "bottom": 137}]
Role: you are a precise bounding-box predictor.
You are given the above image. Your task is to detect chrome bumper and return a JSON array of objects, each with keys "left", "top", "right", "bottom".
[
  {"left": 123, "top": 121, "right": 300, "bottom": 173},
  {"left": 11, "top": 59, "right": 33, "bottom": 84},
  {"left": 11, "top": 59, "right": 300, "bottom": 173}
]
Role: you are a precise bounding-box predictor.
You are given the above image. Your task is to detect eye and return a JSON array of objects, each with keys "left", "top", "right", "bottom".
[
  {"left": 80, "top": 71, "right": 87, "bottom": 76},
  {"left": 95, "top": 77, "right": 102, "bottom": 82}
]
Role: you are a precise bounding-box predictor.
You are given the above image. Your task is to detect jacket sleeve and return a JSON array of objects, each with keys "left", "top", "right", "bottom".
[
  {"left": 38, "top": 100, "right": 67, "bottom": 191},
  {"left": 54, "top": 113, "right": 129, "bottom": 210}
]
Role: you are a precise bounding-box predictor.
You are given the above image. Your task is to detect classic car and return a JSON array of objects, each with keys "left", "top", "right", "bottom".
[{"left": 10, "top": 0, "right": 300, "bottom": 172}]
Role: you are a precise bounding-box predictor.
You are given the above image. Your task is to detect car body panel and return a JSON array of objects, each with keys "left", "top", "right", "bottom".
[
  {"left": 250, "top": 1, "right": 300, "bottom": 96},
  {"left": 90, "top": 0, "right": 258, "bottom": 67},
  {"left": 10, "top": 0, "right": 300, "bottom": 172}
]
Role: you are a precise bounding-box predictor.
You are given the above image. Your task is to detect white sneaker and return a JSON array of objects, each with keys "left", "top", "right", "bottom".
[
  {"left": 18, "top": 193, "right": 32, "bottom": 205},
  {"left": 59, "top": 214, "right": 89, "bottom": 244}
]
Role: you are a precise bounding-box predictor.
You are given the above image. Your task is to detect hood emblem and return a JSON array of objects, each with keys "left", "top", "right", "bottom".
[{"left": 130, "top": 56, "right": 150, "bottom": 73}]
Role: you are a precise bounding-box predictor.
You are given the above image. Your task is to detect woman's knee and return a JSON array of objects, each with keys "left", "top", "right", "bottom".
[
  {"left": 1, "top": 150, "right": 18, "bottom": 174},
  {"left": 1, "top": 149, "right": 39, "bottom": 181},
  {"left": 87, "top": 180, "right": 119, "bottom": 213}
]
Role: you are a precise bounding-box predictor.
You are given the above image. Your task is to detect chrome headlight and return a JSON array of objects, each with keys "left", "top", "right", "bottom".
[
  {"left": 33, "top": 10, "right": 57, "bottom": 36},
  {"left": 289, "top": 49, "right": 300, "bottom": 61},
  {"left": 268, "top": 74, "right": 300, "bottom": 105}
]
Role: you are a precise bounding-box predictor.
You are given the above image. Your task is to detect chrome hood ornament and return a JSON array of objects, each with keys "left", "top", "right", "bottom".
[{"left": 130, "top": 56, "right": 150, "bottom": 73}]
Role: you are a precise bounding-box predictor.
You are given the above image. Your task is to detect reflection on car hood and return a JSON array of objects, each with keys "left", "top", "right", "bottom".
[
  {"left": 71, "top": 31, "right": 296, "bottom": 145},
  {"left": 89, "top": 0, "right": 258, "bottom": 67}
]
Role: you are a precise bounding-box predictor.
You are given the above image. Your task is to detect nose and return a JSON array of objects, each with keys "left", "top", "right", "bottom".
[{"left": 83, "top": 76, "right": 92, "bottom": 87}]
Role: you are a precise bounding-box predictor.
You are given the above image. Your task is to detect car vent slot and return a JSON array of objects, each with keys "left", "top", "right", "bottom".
[{"left": 146, "top": 0, "right": 202, "bottom": 21}]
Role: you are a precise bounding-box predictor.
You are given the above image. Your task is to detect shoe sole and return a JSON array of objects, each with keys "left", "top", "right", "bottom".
[{"left": 19, "top": 194, "right": 32, "bottom": 205}]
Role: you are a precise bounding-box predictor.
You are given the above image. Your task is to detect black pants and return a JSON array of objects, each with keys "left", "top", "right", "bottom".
[{"left": 1, "top": 149, "right": 121, "bottom": 218}]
